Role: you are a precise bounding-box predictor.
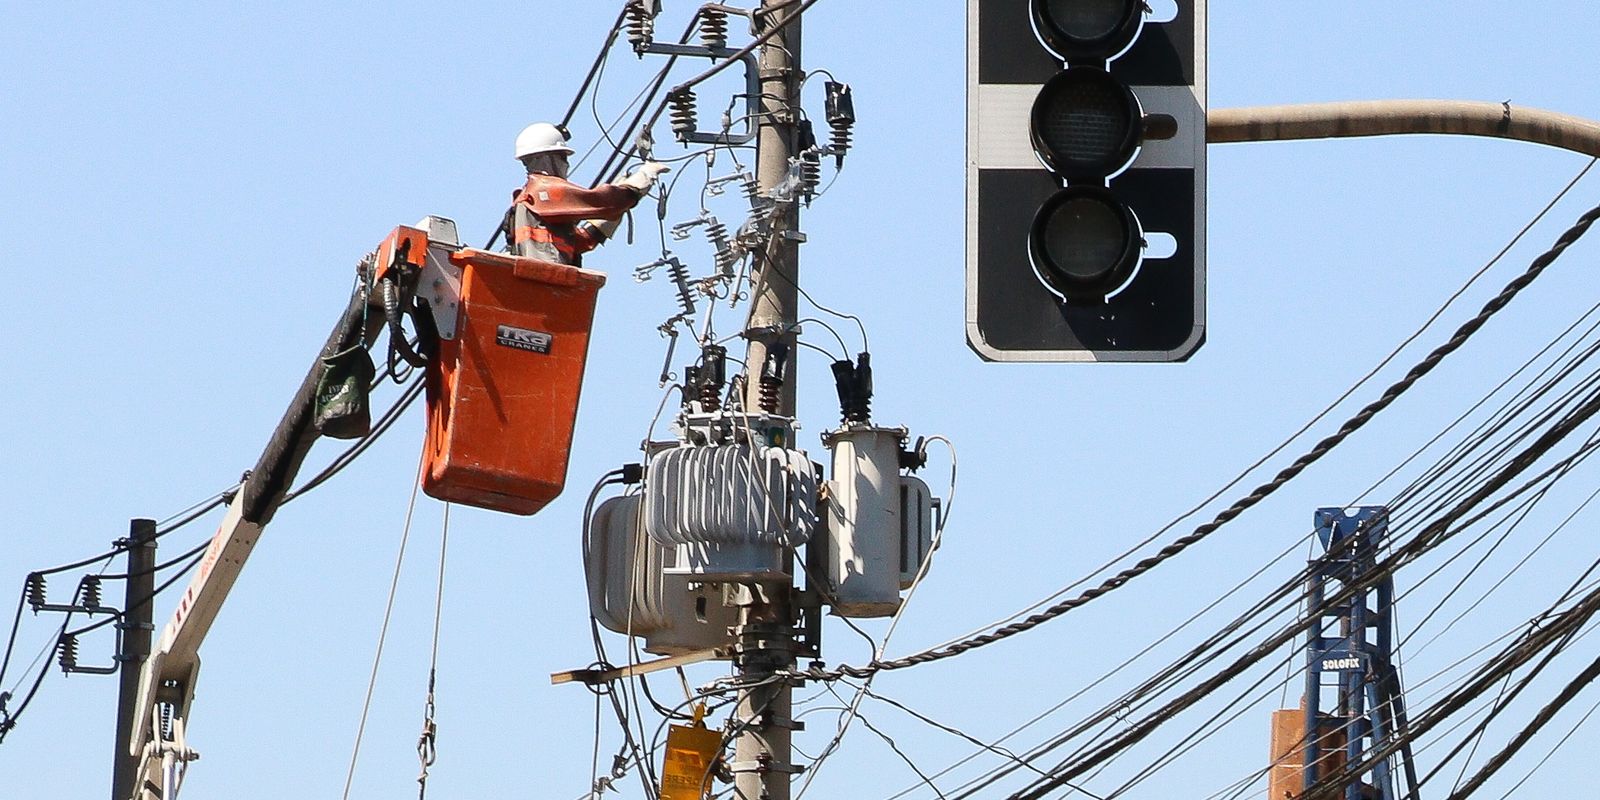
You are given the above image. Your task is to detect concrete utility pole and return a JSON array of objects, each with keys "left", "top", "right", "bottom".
[
  {"left": 734, "top": 1, "right": 803, "bottom": 798},
  {"left": 112, "top": 519, "right": 157, "bottom": 800}
]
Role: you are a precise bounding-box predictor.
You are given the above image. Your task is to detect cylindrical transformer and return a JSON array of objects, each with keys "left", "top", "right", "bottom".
[
  {"left": 586, "top": 494, "right": 736, "bottom": 656},
  {"left": 824, "top": 425, "right": 908, "bottom": 617}
]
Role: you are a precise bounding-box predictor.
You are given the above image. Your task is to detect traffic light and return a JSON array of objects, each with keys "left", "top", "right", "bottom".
[{"left": 966, "top": 0, "right": 1206, "bottom": 362}]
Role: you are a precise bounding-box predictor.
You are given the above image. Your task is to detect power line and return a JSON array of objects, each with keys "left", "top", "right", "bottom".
[
  {"left": 66, "top": 547, "right": 209, "bottom": 640},
  {"left": 1488, "top": 689, "right": 1600, "bottom": 798},
  {"left": 339, "top": 457, "right": 428, "bottom": 800},
  {"left": 932, "top": 272, "right": 1600, "bottom": 797},
  {"left": 938, "top": 383, "right": 1600, "bottom": 797},
  {"left": 806, "top": 198, "right": 1600, "bottom": 690},
  {"left": 960, "top": 375, "right": 1600, "bottom": 798},
  {"left": 902, "top": 164, "right": 1600, "bottom": 667},
  {"left": 0, "top": 370, "right": 422, "bottom": 716},
  {"left": 559, "top": 3, "right": 633, "bottom": 132},
  {"left": 997, "top": 379, "right": 1600, "bottom": 798}
]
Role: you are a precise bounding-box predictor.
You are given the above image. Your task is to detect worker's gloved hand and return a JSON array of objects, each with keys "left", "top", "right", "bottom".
[{"left": 620, "top": 161, "right": 672, "bottom": 193}]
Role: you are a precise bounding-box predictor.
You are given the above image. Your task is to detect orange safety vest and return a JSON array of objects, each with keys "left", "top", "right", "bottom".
[{"left": 509, "top": 174, "right": 642, "bottom": 265}]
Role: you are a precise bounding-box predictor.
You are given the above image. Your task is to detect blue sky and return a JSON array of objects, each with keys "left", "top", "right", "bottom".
[{"left": 7, "top": 3, "right": 1600, "bottom": 798}]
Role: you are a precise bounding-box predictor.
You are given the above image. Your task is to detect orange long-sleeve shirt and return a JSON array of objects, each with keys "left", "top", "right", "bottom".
[{"left": 511, "top": 174, "right": 643, "bottom": 264}]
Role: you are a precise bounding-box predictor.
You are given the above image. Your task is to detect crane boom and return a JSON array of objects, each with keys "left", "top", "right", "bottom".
[{"left": 126, "top": 284, "right": 381, "bottom": 799}]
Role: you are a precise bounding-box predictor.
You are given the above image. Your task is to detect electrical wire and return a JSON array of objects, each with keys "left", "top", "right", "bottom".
[
  {"left": 155, "top": 490, "right": 233, "bottom": 535},
  {"left": 749, "top": 248, "right": 869, "bottom": 353},
  {"left": 795, "top": 439, "right": 957, "bottom": 797},
  {"left": 808, "top": 198, "right": 1600, "bottom": 685},
  {"left": 1413, "top": 552, "right": 1600, "bottom": 794},
  {"left": 999, "top": 487, "right": 1570, "bottom": 797},
  {"left": 595, "top": 0, "right": 824, "bottom": 187},
  {"left": 339, "top": 456, "right": 427, "bottom": 800},
  {"left": 0, "top": 615, "right": 71, "bottom": 745},
  {"left": 414, "top": 502, "right": 449, "bottom": 799},
  {"left": 1, "top": 363, "right": 416, "bottom": 743},
  {"left": 579, "top": 471, "right": 663, "bottom": 800},
  {"left": 853, "top": 682, "right": 1066, "bottom": 792},
  {"left": 825, "top": 688, "right": 949, "bottom": 800},
  {"left": 943, "top": 416, "right": 1585, "bottom": 796},
  {"left": 0, "top": 492, "right": 228, "bottom": 741},
  {"left": 93, "top": 537, "right": 212, "bottom": 582},
  {"left": 65, "top": 546, "right": 209, "bottom": 640},
  {"left": 590, "top": 11, "right": 719, "bottom": 185},
  {"left": 1018, "top": 490, "right": 1600, "bottom": 800},
  {"left": 668, "top": 0, "right": 820, "bottom": 98},
  {"left": 1294, "top": 581, "right": 1600, "bottom": 800},
  {"left": 285, "top": 375, "right": 424, "bottom": 502},
  {"left": 917, "top": 532, "right": 1318, "bottom": 800},
  {"left": 559, "top": 3, "right": 633, "bottom": 132},
  {"left": 1398, "top": 448, "right": 1600, "bottom": 661},
  {"left": 1489, "top": 690, "right": 1600, "bottom": 798},
  {"left": 795, "top": 316, "right": 851, "bottom": 359},
  {"left": 1193, "top": 608, "right": 1600, "bottom": 800},
  {"left": 904, "top": 162, "right": 1599, "bottom": 665},
  {"left": 0, "top": 586, "right": 28, "bottom": 716},
  {"left": 960, "top": 363, "right": 1600, "bottom": 800}
]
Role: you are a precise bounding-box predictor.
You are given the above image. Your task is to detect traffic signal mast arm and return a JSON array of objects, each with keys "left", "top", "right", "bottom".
[
  {"left": 1209, "top": 99, "right": 1600, "bottom": 157},
  {"left": 126, "top": 286, "right": 385, "bottom": 800}
]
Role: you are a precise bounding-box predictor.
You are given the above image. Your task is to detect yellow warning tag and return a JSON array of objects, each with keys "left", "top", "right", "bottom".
[{"left": 660, "top": 721, "right": 723, "bottom": 800}]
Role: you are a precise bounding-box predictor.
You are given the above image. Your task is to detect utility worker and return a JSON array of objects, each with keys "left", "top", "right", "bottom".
[{"left": 507, "top": 122, "right": 670, "bottom": 265}]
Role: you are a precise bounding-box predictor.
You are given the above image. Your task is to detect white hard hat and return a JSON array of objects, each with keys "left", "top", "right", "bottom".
[{"left": 515, "top": 122, "right": 574, "bottom": 160}]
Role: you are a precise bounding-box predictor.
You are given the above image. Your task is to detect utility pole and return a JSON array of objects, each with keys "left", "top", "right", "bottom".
[
  {"left": 112, "top": 518, "right": 157, "bottom": 800},
  {"left": 735, "top": 1, "right": 802, "bottom": 798}
]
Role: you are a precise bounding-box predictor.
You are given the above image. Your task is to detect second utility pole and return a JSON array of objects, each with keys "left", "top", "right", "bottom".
[
  {"left": 735, "top": 1, "right": 803, "bottom": 798},
  {"left": 111, "top": 519, "right": 156, "bottom": 800}
]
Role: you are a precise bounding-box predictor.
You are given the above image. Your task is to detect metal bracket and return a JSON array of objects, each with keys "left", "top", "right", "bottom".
[
  {"left": 755, "top": 712, "right": 805, "bottom": 732},
  {"left": 740, "top": 323, "right": 796, "bottom": 342},
  {"left": 550, "top": 646, "right": 731, "bottom": 686},
  {"left": 414, "top": 216, "right": 463, "bottom": 340},
  {"left": 792, "top": 588, "right": 825, "bottom": 610},
  {"left": 643, "top": 42, "right": 761, "bottom": 145},
  {"left": 727, "top": 759, "right": 806, "bottom": 775}
]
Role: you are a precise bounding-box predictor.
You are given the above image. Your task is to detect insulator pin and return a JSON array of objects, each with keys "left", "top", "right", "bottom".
[
  {"left": 825, "top": 81, "right": 856, "bottom": 167},
  {"left": 831, "top": 352, "right": 874, "bottom": 423},
  {"left": 704, "top": 218, "right": 737, "bottom": 276},
  {"left": 665, "top": 257, "right": 698, "bottom": 318},
  {"left": 700, "top": 7, "right": 730, "bottom": 49},
  {"left": 741, "top": 172, "right": 766, "bottom": 211},
  {"left": 759, "top": 344, "right": 790, "bottom": 414},
  {"left": 79, "top": 576, "right": 103, "bottom": 613},
  {"left": 669, "top": 89, "right": 699, "bottom": 142},
  {"left": 698, "top": 382, "right": 722, "bottom": 413},
  {"left": 57, "top": 633, "right": 79, "bottom": 672},
  {"left": 26, "top": 573, "right": 45, "bottom": 611},
  {"left": 626, "top": 0, "right": 660, "bottom": 53},
  {"left": 697, "top": 347, "right": 729, "bottom": 412},
  {"left": 798, "top": 152, "right": 822, "bottom": 202}
]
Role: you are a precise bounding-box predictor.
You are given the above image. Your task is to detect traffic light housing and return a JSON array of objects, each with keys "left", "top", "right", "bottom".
[{"left": 966, "top": 0, "right": 1207, "bottom": 362}]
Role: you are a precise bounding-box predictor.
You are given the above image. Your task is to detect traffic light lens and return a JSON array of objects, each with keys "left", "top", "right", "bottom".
[
  {"left": 1031, "top": 68, "right": 1142, "bottom": 179},
  {"left": 1043, "top": 0, "right": 1128, "bottom": 42},
  {"left": 1033, "top": 0, "right": 1143, "bottom": 61},
  {"left": 1030, "top": 187, "right": 1141, "bottom": 300},
  {"left": 1043, "top": 196, "right": 1125, "bottom": 280}
]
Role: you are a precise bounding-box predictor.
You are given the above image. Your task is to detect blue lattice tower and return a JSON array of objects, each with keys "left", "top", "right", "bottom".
[{"left": 1302, "top": 507, "right": 1420, "bottom": 800}]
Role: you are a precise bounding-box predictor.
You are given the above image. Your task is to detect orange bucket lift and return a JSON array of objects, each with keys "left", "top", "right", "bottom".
[{"left": 376, "top": 219, "right": 607, "bottom": 516}]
